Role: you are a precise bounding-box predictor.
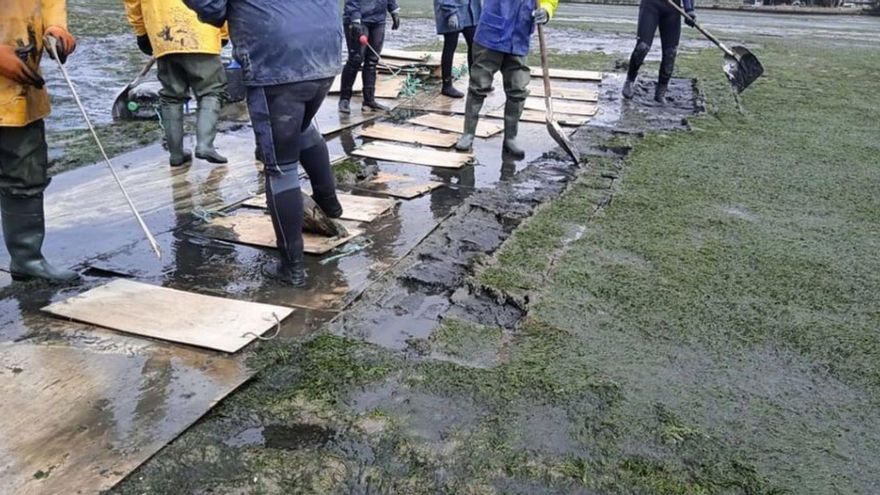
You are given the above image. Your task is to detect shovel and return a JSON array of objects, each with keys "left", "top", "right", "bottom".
[
  {"left": 537, "top": 24, "right": 579, "bottom": 166},
  {"left": 665, "top": 0, "right": 763, "bottom": 93},
  {"left": 111, "top": 57, "right": 156, "bottom": 121}
]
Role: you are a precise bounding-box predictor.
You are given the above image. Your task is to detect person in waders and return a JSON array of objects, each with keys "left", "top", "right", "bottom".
[
  {"left": 622, "top": 0, "right": 696, "bottom": 103},
  {"left": 184, "top": 0, "right": 345, "bottom": 287},
  {"left": 433, "top": 0, "right": 482, "bottom": 98},
  {"left": 124, "top": 0, "right": 229, "bottom": 167},
  {"left": 0, "top": 1, "right": 79, "bottom": 283},
  {"left": 455, "top": 0, "right": 558, "bottom": 159},
  {"left": 338, "top": 0, "right": 401, "bottom": 114}
]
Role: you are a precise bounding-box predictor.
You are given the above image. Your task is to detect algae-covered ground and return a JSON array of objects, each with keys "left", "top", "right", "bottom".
[{"left": 111, "top": 16, "right": 880, "bottom": 495}]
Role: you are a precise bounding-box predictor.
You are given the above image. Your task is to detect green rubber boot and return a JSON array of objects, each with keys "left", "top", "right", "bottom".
[
  {"left": 160, "top": 103, "right": 192, "bottom": 167},
  {"left": 1, "top": 194, "right": 79, "bottom": 283},
  {"left": 195, "top": 96, "right": 228, "bottom": 164},
  {"left": 502, "top": 99, "right": 526, "bottom": 159},
  {"left": 455, "top": 93, "right": 484, "bottom": 152}
]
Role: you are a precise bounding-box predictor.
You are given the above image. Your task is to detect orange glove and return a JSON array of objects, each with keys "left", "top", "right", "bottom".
[
  {"left": 0, "top": 44, "right": 45, "bottom": 87},
  {"left": 44, "top": 26, "right": 76, "bottom": 64}
]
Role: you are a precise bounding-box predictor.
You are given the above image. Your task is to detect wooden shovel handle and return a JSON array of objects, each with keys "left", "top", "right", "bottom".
[
  {"left": 537, "top": 24, "right": 555, "bottom": 118},
  {"left": 664, "top": 0, "right": 736, "bottom": 58}
]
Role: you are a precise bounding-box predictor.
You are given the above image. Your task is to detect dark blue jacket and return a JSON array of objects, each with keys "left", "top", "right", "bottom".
[
  {"left": 182, "top": 0, "right": 343, "bottom": 86},
  {"left": 344, "top": 0, "right": 400, "bottom": 25},
  {"left": 433, "top": 0, "right": 482, "bottom": 35},
  {"left": 474, "top": 0, "right": 548, "bottom": 57}
]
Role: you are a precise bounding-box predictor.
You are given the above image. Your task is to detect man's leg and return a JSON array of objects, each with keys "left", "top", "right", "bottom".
[
  {"left": 0, "top": 121, "right": 78, "bottom": 282},
  {"left": 623, "top": 0, "right": 660, "bottom": 99},
  {"left": 247, "top": 83, "right": 310, "bottom": 287},
  {"left": 298, "top": 78, "right": 343, "bottom": 219},
  {"left": 499, "top": 52, "right": 531, "bottom": 159},
  {"left": 656, "top": 7, "right": 682, "bottom": 104},
  {"left": 441, "top": 31, "right": 464, "bottom": 98},
  {"left": 455, "top": 42, "right": 502, "bottom": 151},
  {"left": 362, "top": 22, "right": 388, "bottom": 111},
  {"left": 157, "top": 55, "right": 193, "bottom": 167},
  {"left": 186, "top": 54, "right": 229, "bottom": 163},
  {"left": 339, "top": 23, "right": 364, "bottom": 114}
]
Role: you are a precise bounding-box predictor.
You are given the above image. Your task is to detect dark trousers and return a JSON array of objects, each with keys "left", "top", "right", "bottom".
[
  {"left": 0, "top": 120, "right": 49, "bottom": 197},
  {"left": 627, "top": 0, "right": 682, "bottom": 85},
  {"left": 157, "top": 53, "right": 228, "bottom": 105},
  {"left": 340, "top": 22, "right": 386, "bottom": 101},
  {"left": 441, "top": 25, "right": 476, "bottom": 81},
  {"left": 246, "top": 78, "right": 336, "bottom": 261}
]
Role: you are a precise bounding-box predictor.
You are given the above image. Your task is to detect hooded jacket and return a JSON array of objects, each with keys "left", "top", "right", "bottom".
[
  {"left": 124, "top": 0, "right": 228, "bottom": 59},
  {"left": 474, "top": 0, "right": 558, "bottom": 57},
  {"left": 182, "top": 0, "right": 342, "bottom": 86},
  {"left": 343, "top": 0, "right": 400, "bottom": 25},
  {"left": 433, "top": 0, "right": 482, "bottom": 35}
]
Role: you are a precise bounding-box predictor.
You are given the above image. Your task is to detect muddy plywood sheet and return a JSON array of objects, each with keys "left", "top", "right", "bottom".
[
  {"left": 408, "top": 113, "right": 502, "bottom": 138},
  {"left": 524, "top": 98, "right": 599, "bottom": 117},
  {"left": 205, "top": 209, "right": 363, "bottom": 254},
  {"left": 359, "top": 172, "right": 444, "bottom": 199},
  {"left": 320, "top": 113, "right": 380, "bottom": 136},
  {"left": 358, "top": 124, "right": 460, "bottom": 148},
  {"left": 531, "top": 68, "right": 604, "bottom": 81},
  {"left": 329, "top": 74, "right": 406, "bottom": 99},
  {"left": 242, "top": 192, "right": 397, "bottom": 223},
  {"left": 488, "top": 108, "right": 589, "bottom": 127},
  {"left": 380, "top": 49, "right": 431, "bottom": 62},
  {"left": 43, "top": 280, "right": 293, "bottom": 353},
  {"left": 0, "top": 338, "right": 250, "bottom": 495},
  {"left": 527, "top": 83, "right": 599, "bottom": 102},
  {"left": 353, "top": 142, "right": 473, "bottom": 169}
]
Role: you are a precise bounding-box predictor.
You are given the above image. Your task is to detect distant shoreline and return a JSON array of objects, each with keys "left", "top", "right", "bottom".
[{"left": 561, "top": 0, "right": 873, "bottom": 15}]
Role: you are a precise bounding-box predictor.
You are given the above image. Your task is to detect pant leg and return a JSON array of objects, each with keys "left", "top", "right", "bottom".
[
  {"left": 156, "top": 55, "right": 191, "bottom": 105},
  {"left": 657, "top": 5, "right": 682, "bottom": 86},
  {"left": 461, "top": 25, "right": 477, "bottom": 69},
  {"left": 500, "top": 53, "right": 531, "bottom": 103},
  {"left": 340, "top": 23, "right": 365, "bottom": 101},
  {"left": 468, "top": 43, "right": 504, "bottom": 102},
  {"left": 362, "top": 22, "right": 386, "bottom": 100},
  {"left": 0, "top": 120, "right": 49, "bottom": 198},
  {"left": 441, "top": 31, "right": 461, "bottom": 81},
  {"left": 298, "top": 78, "right": 338, "bottom": 202},
  {"left": 627, "top": 0, "right": 661, "bottom": 81},
  {"left": 179, "top": 54, "right": 228, "bottom": 101}
]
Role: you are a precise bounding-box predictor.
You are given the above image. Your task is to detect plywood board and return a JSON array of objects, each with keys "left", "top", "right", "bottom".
[
  {"left": 527, "top": 83, "right": 599, "bottom": 102},
  {"left": 531, "top": 68, "right": 604, "bottom": 81},
  {"left": 352, "top": 142, "right": 473, "bottom": 169},
  {"left": 329, "top": 74, "right": 404, "bottom": 99},
  {"left": 524, "top": 98, "right": 599, "bottom": 116},
  {"left": 487, "top": 108, "right": 589, "bottom": 127},
  {"left": 330, "top": 74, "right": 363, "bottom": 94},
  {"left": 43, "top": 279, "right": 293, "bottom": 353},
  {"left": 408, "top": 113, "right": 502, "bottom": 138},
  {"left": 206, "top": 210, "right": 363, "bottom": 255},
  {"left": 358, "top": 124, "right": 460, "bottom": 148},
  {"left": 359, "top": 172, "right": 444, "bottom": 199},
  {"left": 243, "top": 192, "right": 397, "bottom": 223},
  {"left": 321, "top": 113, "right": 379, "bottom": 136},
  {"left": 380, "top": 49, "right": 431, "bottom": 62}
]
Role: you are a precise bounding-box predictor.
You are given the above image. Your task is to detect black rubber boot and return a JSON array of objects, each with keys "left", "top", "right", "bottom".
[
  {"left": 654, "top": 83, "right": 668, "bottom": 104},
  {"left": 262, "top": 253, "right": 306, "bottom": 287},
  {"left": 622, "top": 79, "right": 636, "bottom": 99},
  {"left": 160, "top": 103, "right": 192, "bottom": 167},
  {"left": 502, "top": 100, "right": 525, "bottom": 159},
  {"left": 338, "top": 99, "right": 351, "bottom": 114},
  {"left": 441, "top": 78, "right": 464, "bottom": 99},
  {"left": 300, "top": 130, "right": 343, "bottom": 219},
  {"left": 1, "top": 194, "right": 79, "bottom": 283},
  {"left": 194, "top": 96, "right": 228, "bottom": 164},
  {"left": 264, "top": 178, "right": 308, "bottom": 288},
  {"left": 455, "top": 93, "right": 484, "bottom": 152}
]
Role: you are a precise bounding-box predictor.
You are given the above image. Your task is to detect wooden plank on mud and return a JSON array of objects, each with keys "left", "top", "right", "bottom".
[
  {"left": 321, "top": 113, "right": 380, "bottom": 136},
  {"left": 487, "top": 108, "right": 589, "bottom": 127},
  {"left": 380, "top": 49, "right": 432, "bottom": 62},
  {"left": 352, "top": 141, "right": 473, "bottom": 169},
  {"left": 530, "top": 68, "right": 604, "bottom": 81},
  {"left": 243, "top": 192, "right": 397, "bottom": 223},
  {"left": 408, "top": 113, "right": 503, "bottom": 138},
  {"left": 359, "top": 172, "right": 444, "bottom": 199},
  {"left": 205, "top": 210, "right": 363, "bottom": 255},
  {"left": 357, "top": 123, "right": 460, "bottom": 148},
  {"left": 43, "top": 279, "right": 293, "bottom": 353},
  {"left": 527, "top": 83, "right": 599, "bottom": 102},
  {"left": 524, "top": 98, "right": 599, "bottom": 116},
  {"left": 330, "top": 74, "right": 404, "bottom": 99}
]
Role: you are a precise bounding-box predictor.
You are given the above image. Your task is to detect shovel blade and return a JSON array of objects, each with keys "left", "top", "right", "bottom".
[
  {"left": 546, "top": 118, "right": 579, "bottom": 166},
  {"left": 723, "top": 46, "right": 764, "bottom": 94}
]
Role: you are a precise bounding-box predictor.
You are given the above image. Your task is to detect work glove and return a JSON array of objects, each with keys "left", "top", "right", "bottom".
[
  {"left": 684, "top": 10, "right": 697, "bottom": 27},
  {"left": 0, "top": 44, "right": 45, "bottom": 87},
  {"left": 447, "top": 13, "right": 460, "bottom": 31},
  {"left": 44, "top": 26, "right": 77, "bottom": 64},
  {"left": 136, "top": 34, "right": 153, "bottom": 56},
  {"left": 391, "top": 12, "right": 401, "bottom": 30},
  {"left": 349, "top": 20, "right": 365, "bottom": 40},
  {"left": 533, "top": 8, "right": 550, "bottom": 25}
]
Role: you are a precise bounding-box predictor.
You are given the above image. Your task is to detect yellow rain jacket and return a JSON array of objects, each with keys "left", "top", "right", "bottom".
[
  {"left": 124, "top": 0, "right": 228, "bottom": 59},
  {"left": 0, "top": 0, "right": 67, "bottom": 128}
]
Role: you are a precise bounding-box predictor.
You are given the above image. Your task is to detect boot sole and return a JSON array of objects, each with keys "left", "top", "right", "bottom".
[
  {"left": 11, "top": 272, "right": 80, "bottom": 283},
  {"left": 195, "top": 153, "right": 229, "bottom": 164}
]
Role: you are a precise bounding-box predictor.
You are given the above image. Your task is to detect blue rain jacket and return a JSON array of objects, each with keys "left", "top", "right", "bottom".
[
  {"left": 343, "top": 0, "right": 400, "bottom": 25},
  {"left": 433, "top": 0, "right": 482, "bottom": 35},
  {"left": 474, "top": 0, "right": 557, "bottom": 57},
  {"left": 182, "top": 0, "right": 342, "bottom": 86}
]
